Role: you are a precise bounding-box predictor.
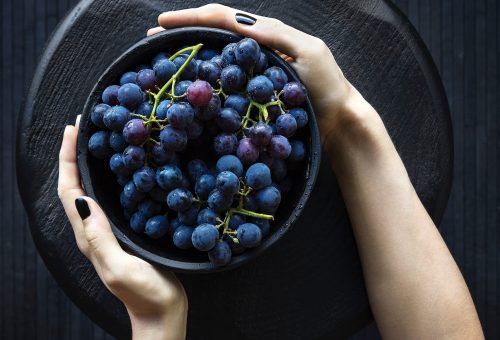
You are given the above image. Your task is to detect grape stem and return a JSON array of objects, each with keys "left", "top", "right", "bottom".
[
  {"left": 230, "top": 208, "right": 274, "bottom": 220},
  {"left": 149, "top": 43, "right": 203, "bottom": 121}
]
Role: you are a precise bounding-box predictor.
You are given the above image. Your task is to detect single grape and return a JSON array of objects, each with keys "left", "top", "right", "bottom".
[
  {"left": 214, "top": 133, "right": 238, "bottom": 155},
  {"left": 168, "top": 217, "right": 182, "bottom": 237},
  {"left": 253, "top": 52, "right": 268, "bottom": 74},
  {"left": 264, "top": 66, "right": 288, "bottom": 91},
  {"left": 153, "top": 59, "right": 177, "bottom": 85},
  {"left": 120, "top": 71, "right": 137, "bottom": 85},
  {"left": 152, "top": 52, "right": 170, "bottom": 66},
  {"left": 216, "top": 171, "right": 240, "bottom": 196},
  {"left": 172, "top": 55, "right": 198, "bottom": 80},
  {"left": 109, "top": 153, "right": 132, "bottom": 176},
  {"left": 236, "top": 138, "right": 259, "bottom": 164},
  {"left": 208, "top": 241, "right": 232, "bottom": 266},
  {"left": 186, "top": 118, "right": 204, "bottom": 139},
  {"left": 123, "top": 181, "right": 146, "bottom": 202},
  {"left": 123, "top": 145, "right": 146, "bottom": 170},
  {"left": 247, "top": 75, "right": 274, "bottom": 103},
  {"left": 229, "top": 214, "right": 246, "bottom": 229},
  {"left": 221, "top": 43, "right": 237, "bottom": 66},
  {"left": 133, "top": 166, "right": 155, "bottom": 192},
  {"left": 282, "top": 81, "right": 307, "bottom": 107},
  {"left": 178, "top": 204, "right": 199, "bottom": 226},
  {"left": 215, "top": 155, "right": 243, "bottom": 176},
  {"left": 156, "top": 100, "right": 171, "bottom": 120},
  {"left": 224, "top": 94, "right": 249, "bottom": 116},
  {"left": 220, "top": 65, "right": 246, "bottom": 94},
  {"left": 156, "top": 165, "right": 183, "bottom": 191},
  {"left": 167, "top": 102, "right": 195, "bottom": 129},
  {"left": 196, "top": 94, "right": 221, "bottom": 121},
  {"left": 136, "top": 68, "right": 156, "bottom": 91},
  {"left": 88, "top": 131, "right": 112, "bottom": 159},
  {"left": 138, "top": 199, "right": 163, "bottom": 217},
  {"left": 289, "top": 108, "right": 308, "bottom": 128},
  {"left": 159, "top": 125, "right": 188, "bottom": 152},
  {"left": 187, "top": 159, "right": 208, "bottom": 182},
  {"left": 151, "top": 144, "right": 177, "bottom": 165},
  {"left": 192, "top": 224, "right": 219, "bottom": 251},
  {"left": 252, "top": 219, "right": 271, "bottom": 237},
  {"left": 187, "top": 80, "right": 213, "bottom": 107},
  {"left": 136, "top": 101, "right": 153, "bottom": 117},
  {"left": 167, "top": 188, "right": 193, "bottom": 212},
  {"left": 271, "top": 158, "right": 287, "bottom": 181},
  {"left": 197, "top": 61, "right": 222, "bottom": 86},
  {"left": 130, "top": 212, "right": 148, "bottom": 233},
  {"left": 90, "top": 103, "right": 110, "bottom": 128},
  {"left": 245, "top": 163, "right": 272, "bottom": 190},
  {"left": 118, "top": 83, "right": 144, "bottom": 110},
  {"left": 268, "top": 135, "right": 292, "bottom": 159},
  {"left": 123, "top": 119, "right": 150, "bottom": 145},
  {"left": 210, "top": 55, "right": 225, "bottom": 68},
  {"left": 207, "top": 190, "right": 233, "bottom": 213},
  {"left": 216, "top": 107, "right": 242, "bottom": 133},
  {"left": 276, "top": 113, "right": 297, "bottom": 137},
  {"left": 195, "top": 174, "right": 216, "bottom": 200},
  {"left": 198, "top": 48, "right": 218, "bottom": 61},
  {"left": 173, "top": 80, "right": 192, "bottom": 97},
  {"left": 103, "top": 105, "right": 130, "bottom": 132},
  {"left": 197, "top": 208, "right": 219, "bottom": 225},
  {"left": 236, "top": 223, "right": 262, "bottom": 248},
  {"left": 234, "top": 38, "right": 260, "bottom": 71},
  {"left": 102, "top": 85, "right": 120, "bottom": 105},
  {"left": 173, "top": 226, "right": 194, "bottom": 249},
  {"left": 289, "top": 140, "right": 306, "bottom": 162},
  {"left": 249, "top": 122, "right": 273, "bottom": 146},
  {"left": 120, "top": 191, "right": 137, "bottom": 210},
  {"left": 255, "top": 185, "right": 281, "bottom": 214},
  {"left": 145, "top": 215, "right": 169, "bottom": 239},
  {"left": 149, "top": 186, "right": 168, "bottom": 203}
]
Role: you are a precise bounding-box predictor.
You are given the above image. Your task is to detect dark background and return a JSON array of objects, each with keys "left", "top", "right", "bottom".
[{"left": 1, "top": 0, "right": 498, "bottom": 339}]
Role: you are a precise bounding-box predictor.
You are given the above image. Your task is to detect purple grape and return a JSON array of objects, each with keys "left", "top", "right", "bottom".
[
  {"left": 120, "top": 71, "right": 137, "bottom": 85},
  {"left": 167, "top": 102, "right": 194, "bottom": 128},
  {"left": 109, "top": 153, "right": 132, "bottom": 176},
  {"left": 268, "top": 135, "right": 292, "bottom": 159},
  {"left": 90, "top": 103, "right": 110, "bottom": 128},
  {"left": 167, "top": 188, "right": 193, "bottom": 212},
  {"left": 195, "top": 174, "right": 216, "bottom": 200},
  {"left": 214, "top": 133, "right": 238, "bottom": 155},
  {"left": 136, "top": 101, "right": 153, "bottom": 117},
  {"left": 118, "top": 83, "right": 144, "bottom": 109},
  {"left": 145, "top": 215, "right": 169, "bottom": 239},
  {"left": 210, "top": 55, "right": 225, "bottom": 68},
  {"left": 236, "top": 138, "right": 259, "bottom": 165},
  {"left": 197, "top": 61, "right": 222, "bottom": 86},
  {"left": 88, "top": 131, "right": 112, "bottom": 159},
  {"left": 224, "top": 94, "right": 249, "bottom": 116},
  {"left": 123, "top": 119, "right": 150, "bottom": 145},
  {"left": 123, "top": 181, "right": 146, "bottom": 202},
  {"left": 198, "top": 48, "right": 218, "bottom": 61},
  {"left": 196, "top": 94, "right": 221, "bottom": 121},
  {"left": 289, "top": 108, "right": 309, "bottom": 129},
  {"left": 160, "top": 125, "right": 188, "bottom": 152},
  {"left": 103, "top": 105, "right": 130, "bottom": 132},
  {"left": 197, "top": 208, "right": 219, "bottom": 225},
  {"left": 178, "top": 204, "right": 200, "bottom": 226},
  {"left": 247, "top": 75, "right": 274, "bottom": 103},
  {"left": 254, "top": 52, "right": 268, "bottom": 74},
  {"left": 208, "top": 241, "right": 232, "bottom": 266},
  {"left": 245, "top": 163, "right": 272, "bottom": 190},
  {"left": 215, "top": 155, "right": 243, "bottom": 176},
  {"left": 152, "top": 52, "right": 170, "bottom": 67},
  {"left": 221, "top": 43, "right": 237, "bottom": 66},
  {"left": 220, "top": 65, "right": 246, "bottom": 94},
  {"left": 264, "top": 66, "right": 288, "bottom": 91},
  {"left": 156, "top": 100, "right": 171, "bottom": 120},
  {"left": 174, "top": 80, "right": 192, "bottom": 96},
  {"left": 276, "top": 113, "right": 297, "bottom": 137},
  {"left": 234, "top": 38, "right": 260, "bottom": 71},
  {"left": 249, "top": 122, "right": 273, "bottom": 146},
  {"left": 282, "top": 81, "right": 307, "bottom": 107},
  {"left": 192, "top": 224, "right": 219, "bottom": 251},
  {"left": 236, "top": 223, "right": 262, "bottom": 248},
  {"left": 172, "top": 55, "right": 198, "bottom": 80},
  {"left": 255, "top": 185, "right": 281, "bottom": 214},
  {"left": 173, "top": 226, "right": 194, "bottom": 249},
  {"left": 102, "top": 85, "right": 120, "bottom": 105},
  {"left": 153, "top": 59, "right": 177, "bottom": 85},
  {"left": 156, "top": 165, "right": 183, "bottom": 191},
  {"left": 187, "top": 80, "right": 213, "bottom": 107},
  {"left": 136, "top": 69, "right": 156, "bottom": 91},
  {"left": 208, "top": 190, "right": 233, "bottom": 213},
  {"left": 151, "top": 144, "right": 177, "bottom": 165},
  {"left": 216, "top": 171, "right": 240, "bottom": 196},
  {"left": 123, "top": 145, "right": 146, "bottom": 170},
  {"left": 130, "top": 212, "right": 148, "bottom": 233},
  {"left": 120, "top": 191, "right": 137, "bottom": 210},
  {"left": 289, "top": 140, "right": 306, "bottom": 162},
  {"left": 229, "top": 214, "right": 246, "bottom": 230},
  {"left": 133, "top": 166, "right": 156, "bottom": 192},
  {"left": 216, "top": 107, "right": 242, "bottom": 132}
]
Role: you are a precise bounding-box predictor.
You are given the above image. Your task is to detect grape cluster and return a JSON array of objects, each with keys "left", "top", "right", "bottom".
[{"left": 87, "top": 38, "right": 309, "bottom": 267}]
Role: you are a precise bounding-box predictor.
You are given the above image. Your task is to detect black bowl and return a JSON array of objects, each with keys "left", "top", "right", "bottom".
[{"left": 77, "top": 27, "right": 321, "bottom": 273}]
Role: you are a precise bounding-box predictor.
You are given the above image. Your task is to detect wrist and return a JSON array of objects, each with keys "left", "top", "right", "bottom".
[{"left": 129, "top": 299, "right": 188, "bottom": 340}]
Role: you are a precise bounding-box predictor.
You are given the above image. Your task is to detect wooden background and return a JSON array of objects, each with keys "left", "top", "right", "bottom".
[{"left": 1, "top": 0, "right": 498, "bottom": 339}]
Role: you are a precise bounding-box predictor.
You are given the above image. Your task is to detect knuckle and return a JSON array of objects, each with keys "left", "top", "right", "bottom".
[
  {"left": 102, "top": 269, "right": 124, "bottom": 290},
  {"left": 311, "top": 37, "right": 328, "bottom": 52},
  {"left": 202, "top": 3, "right": 225, "bottom": 12},
  {"left": 270, "top": 18, "right": 284, "bottom": 28}
]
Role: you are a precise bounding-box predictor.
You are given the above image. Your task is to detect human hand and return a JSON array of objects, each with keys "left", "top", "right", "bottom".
[
  {"left": 148, "top": 3, "right": 374, "bottom": 147},
  {"left": 58, "top": 116, "right": 187, "bottom": 340}
]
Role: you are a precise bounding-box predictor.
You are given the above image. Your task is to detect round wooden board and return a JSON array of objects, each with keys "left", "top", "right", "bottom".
[{"left": 17, "top": 0, "right": 452, "bottom": 339}]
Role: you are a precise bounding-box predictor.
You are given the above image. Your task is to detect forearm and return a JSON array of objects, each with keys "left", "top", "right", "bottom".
[
  {"left": 129, "top": 303, "right": 188, "bottom": 340},
  {"left": 325, "top": 87, "right": 483, "bottom": 339}
]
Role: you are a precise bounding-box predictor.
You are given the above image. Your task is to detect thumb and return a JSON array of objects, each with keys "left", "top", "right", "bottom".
[{"left": 75, "top": 197, "right": 125, "bottom": 272}]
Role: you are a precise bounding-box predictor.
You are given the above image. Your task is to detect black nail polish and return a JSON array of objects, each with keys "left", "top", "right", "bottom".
[
  {"left": 75, "top": 198, "right": 91, "bottom": 220},
  {"left": 235, "top": 13, "right": 256, "bottom": 26}
]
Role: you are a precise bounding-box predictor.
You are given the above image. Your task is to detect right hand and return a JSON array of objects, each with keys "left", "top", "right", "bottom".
[{"left": 148, "top": 3, "right": 371, "bottom": 146}]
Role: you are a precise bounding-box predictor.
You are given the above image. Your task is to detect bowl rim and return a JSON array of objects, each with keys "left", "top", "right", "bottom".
[{"left": 77, "top": 26, "right": 322, "bottom": 273}]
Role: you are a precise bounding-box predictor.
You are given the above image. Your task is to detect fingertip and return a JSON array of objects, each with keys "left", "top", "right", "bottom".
[{"left": 75, "top": 115, "right": 81, "bottom": 128}]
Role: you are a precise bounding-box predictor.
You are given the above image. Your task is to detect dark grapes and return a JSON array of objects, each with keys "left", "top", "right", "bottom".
[{"left": 88, "top": 131, "right": 112, "bottom": 159}]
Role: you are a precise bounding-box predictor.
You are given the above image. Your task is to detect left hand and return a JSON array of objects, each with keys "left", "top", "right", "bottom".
[{"left": 58, "top": 116, "right": 188, "bottom": 340}]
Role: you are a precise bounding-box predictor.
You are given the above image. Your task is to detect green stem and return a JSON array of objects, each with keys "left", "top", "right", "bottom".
[{"left": 229, "top": 208, "right": 274, "bottom": 220}]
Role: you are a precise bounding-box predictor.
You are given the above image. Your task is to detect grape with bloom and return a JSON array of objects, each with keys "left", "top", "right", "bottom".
[{"left": 87, "top": 39, "right": 309, "bottom": 267}]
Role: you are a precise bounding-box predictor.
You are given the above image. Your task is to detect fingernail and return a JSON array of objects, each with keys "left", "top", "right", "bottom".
[
  {"left": 75, "top": 198, "right": 91, "bottom": 220},
  {"left": 235, "top": 13, "right": 256, "bottom": 26}
]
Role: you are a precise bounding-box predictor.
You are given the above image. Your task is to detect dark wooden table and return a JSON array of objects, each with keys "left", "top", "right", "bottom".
[{"left": 4, "top": 0, "right": 497, "bottom": 339}]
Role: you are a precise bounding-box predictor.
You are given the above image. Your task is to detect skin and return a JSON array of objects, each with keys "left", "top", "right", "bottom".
[{"left": 58, "top": 4, "right": 484, "bottom": 339}]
